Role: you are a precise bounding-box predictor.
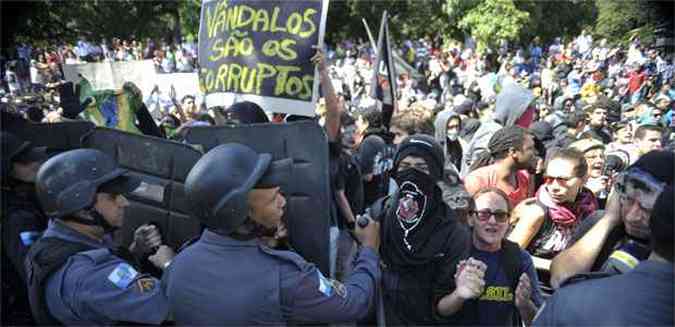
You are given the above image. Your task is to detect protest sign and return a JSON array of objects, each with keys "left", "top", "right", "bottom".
[{"left": 198, "top": 0, "right": 329, "bottom": 116}]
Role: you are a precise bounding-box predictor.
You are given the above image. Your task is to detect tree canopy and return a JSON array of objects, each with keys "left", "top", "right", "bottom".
[{"left": 1, "top": 0, "right": 671, "bottom": 51}]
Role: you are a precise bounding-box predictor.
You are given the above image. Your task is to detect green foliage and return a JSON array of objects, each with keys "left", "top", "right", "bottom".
[
  {"left": 178, "top": 0, "right": 202, "bottom": 41},
  {"left": 324, "top": 0, "right": 453, "bottom": 46},
  {"left": 2, "top": 0, "right": 667, "bottom": 53},
  {"left": 458, "top": 0, "right": 530, "bottom": 51},
  {"left": 593, "top": 0, "right": 658, "bottom": 46},
  {"left": 515, "top": 0, "right": 595, "bottom": 45},
  {"left": 4, "top": 0, "right": 179, "bottom": 46}
]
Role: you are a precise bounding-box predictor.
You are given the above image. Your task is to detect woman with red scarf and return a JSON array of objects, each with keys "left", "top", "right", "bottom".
[{"left": 507, "top": 149, "right": 599, "bottom": 261}]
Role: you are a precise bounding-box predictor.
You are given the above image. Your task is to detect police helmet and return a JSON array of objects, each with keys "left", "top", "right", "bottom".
[
  {"left": 1, "top": 132, "right": 47, "bottom": 179},
  {"left": 185, "top": 143, "right": 291, "bottom": 232},
  {"left": 35, "top": 149, "right": 140, "bottom": 218}
]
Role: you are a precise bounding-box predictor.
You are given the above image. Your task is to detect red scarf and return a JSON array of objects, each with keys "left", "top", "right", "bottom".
[{"left": 536, "top": 186, "right": 598, "bottom": 227}]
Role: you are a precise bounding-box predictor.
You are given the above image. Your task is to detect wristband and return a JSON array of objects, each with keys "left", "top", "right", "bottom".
[{"left": 162, "top": 260, "right": 172, "bottom": 270}]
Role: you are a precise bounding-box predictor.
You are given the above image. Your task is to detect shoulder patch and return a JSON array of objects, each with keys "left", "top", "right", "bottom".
[
  {"left": 134, "top": 277, "right": 156, "bottom": 293},
  {"left": 317, "top": 270, "right": 333, "bottom": 297},
  {"left": 20, "top": 231, "right": 42, "bottom": 246},
  {"left": 107, "top": 263, "right": 138, "bottom": 289},
  {"left": 316, "top": 270, "right": 347, "bottom": 298}
]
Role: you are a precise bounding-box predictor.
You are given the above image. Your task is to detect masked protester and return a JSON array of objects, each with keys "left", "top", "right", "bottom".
[
  {"left": 550, "top": 151, "right": 674, "bottom": 289},
  {"left": 25, "top": 149, "right": 174, "bottom": 325},
  {"left": 1, "top": 132, "right": 49, "bottom": 325},
  {"left": 434, "top": 110, "right": 465, "bottom": 176},
  {"left": 369, "top": 134, "right": 471, "bottom": 325},
  {"left": 163, "top": 143, "right": 381, "bottom": 325}
]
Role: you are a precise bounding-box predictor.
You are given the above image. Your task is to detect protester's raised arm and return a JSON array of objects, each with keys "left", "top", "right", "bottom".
[{"left": 312, "top": 48, "right": 341, "bottom": 142}]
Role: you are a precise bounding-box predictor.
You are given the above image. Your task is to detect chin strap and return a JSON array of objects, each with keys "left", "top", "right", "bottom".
[{"left": 63, "top": 207, "right": 117, "bottom": 234}]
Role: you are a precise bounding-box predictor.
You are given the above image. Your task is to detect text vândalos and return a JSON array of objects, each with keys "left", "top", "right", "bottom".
[{"left": 202, "top": 1, "right": 319, "bottom": 99}]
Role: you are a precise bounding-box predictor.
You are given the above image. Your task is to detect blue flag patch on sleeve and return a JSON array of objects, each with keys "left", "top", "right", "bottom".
[
  {"left": 317, "top": 270, "right": 333, "bottom": 297},
  {"left": 20, "top": 231, "right": 41, "bottom": 246},
  {"left": 107, "top": 263, "right": 138, "bottom": 289}
]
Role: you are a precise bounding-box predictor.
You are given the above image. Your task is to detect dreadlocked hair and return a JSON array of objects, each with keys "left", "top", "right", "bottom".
[{"left": 470, "top": 126, "right": 530, "bottom": 172}]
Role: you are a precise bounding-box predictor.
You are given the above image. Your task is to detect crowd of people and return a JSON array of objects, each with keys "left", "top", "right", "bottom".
[
  {"left": 2, "top": 27, "right": 674, "bottom": 326},
  {"left": 1, "top": 36, "right": 198, "bottom": 95}
]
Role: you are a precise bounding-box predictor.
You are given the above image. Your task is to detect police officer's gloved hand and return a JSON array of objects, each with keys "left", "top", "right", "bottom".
[
  {"left": 354, "top": 215, "right": 380, "bottom": 251},
  {"left": 130, "top": 224, "right": 163, "bottom": 257}
]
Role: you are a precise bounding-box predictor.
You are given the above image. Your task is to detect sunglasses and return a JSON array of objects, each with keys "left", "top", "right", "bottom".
[
  {"left": 544, "top": 175, "right": 576, "bottom": 187},
  {"left": 471, "top": 210, "right": 509, "bottom": 223}
]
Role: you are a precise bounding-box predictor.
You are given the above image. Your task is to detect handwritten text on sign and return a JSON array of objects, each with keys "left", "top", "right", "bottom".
[{"left": 199, "top": 0, "right": 324, "bottom": 102}]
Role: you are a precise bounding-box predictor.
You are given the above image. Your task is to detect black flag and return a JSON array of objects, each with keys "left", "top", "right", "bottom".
[{"left": 370, "top": 11, "right": 397, "bottom": 130}]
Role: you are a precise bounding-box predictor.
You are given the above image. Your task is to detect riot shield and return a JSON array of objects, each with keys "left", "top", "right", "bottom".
[
  {"left": 4, "top": 121, "right": 95, "bottom": 154},
  {"left": 82, "top": 127, "right": 203, "bottom": 250},
  {"left": 184, "top": 121, "right": 331, "bottom": 275}
]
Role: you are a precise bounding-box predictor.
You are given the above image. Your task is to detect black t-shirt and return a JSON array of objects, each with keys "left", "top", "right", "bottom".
[
  {"left": 340, "top": 153, "right": 364, "bottom": 216},
  {"left": 329, "top": 142, "right": 364, "bottom": 229}
]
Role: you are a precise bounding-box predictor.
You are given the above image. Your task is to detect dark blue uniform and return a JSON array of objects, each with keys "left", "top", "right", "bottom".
[
  {"left": 533, "top": 260, "right": 673, "bottom": 326},
  {"left": 2, "top": 183, "right": 48, "bottom": 325},
  {"left": 40, "top": 220, "right": 169, "bottom": 325},
  {"left": 163, "top": 229, "right": 380, "bottom": 325}
]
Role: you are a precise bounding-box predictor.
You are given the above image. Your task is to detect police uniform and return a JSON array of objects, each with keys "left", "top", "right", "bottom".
[
  {"left": 29, "top": 219, "right": 169, "bottom": 325},
  {"left": 533, "top": 260, "right": 674, "bottom": 326},
  {"left": 2, "top": 184, "right": 48, "bottom": 325},
  {"left": 163, "top": 229, "right": 380, "bottom": 325}
]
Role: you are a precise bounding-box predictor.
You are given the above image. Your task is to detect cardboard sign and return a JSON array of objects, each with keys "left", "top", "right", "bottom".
[{"left": 198, "top": 0, "right": 329, "bottom": 116}]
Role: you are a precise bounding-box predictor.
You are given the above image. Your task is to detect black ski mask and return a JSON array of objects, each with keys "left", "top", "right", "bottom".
[{"left": 395, "top": 168, "right": 434, "bottom": 226}]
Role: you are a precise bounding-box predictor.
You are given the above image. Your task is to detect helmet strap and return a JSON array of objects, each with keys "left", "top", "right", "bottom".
[{"left": 64, "top": 207, "right": 117, "bottom": 234}]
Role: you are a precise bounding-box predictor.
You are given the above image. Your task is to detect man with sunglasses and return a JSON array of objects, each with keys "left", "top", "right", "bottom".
[
  {"left": 550, "top": 150, "right": 674, "bottom": 289},
  {"left": 455, "top": 188, "right": 543, "bottom": 326}
]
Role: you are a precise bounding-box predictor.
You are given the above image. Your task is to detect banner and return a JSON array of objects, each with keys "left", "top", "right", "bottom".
[
  {"left": 63, "top": 60, "right": 156, "bottom": 94},
  {"left": 79, "top": 79, "right": 144, "bottom": 134},
  {"left": 370, "top": 11, "right": 397, "bottom": 129},
  {"left": 198, "top": 0, "right": 329, "bottom": 116}
]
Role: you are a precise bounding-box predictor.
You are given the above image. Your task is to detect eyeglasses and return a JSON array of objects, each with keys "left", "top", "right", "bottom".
[
  {"left": 471, "top": 210, "right": 509, "bottom": 223},
  {"left": 544, "top": 175, "right": 576, "bottom": 186}
]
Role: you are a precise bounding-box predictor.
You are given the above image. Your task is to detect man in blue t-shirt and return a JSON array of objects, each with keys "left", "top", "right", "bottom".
[{"left": 454, "top": 187, "right": 543, "bottom": 326}]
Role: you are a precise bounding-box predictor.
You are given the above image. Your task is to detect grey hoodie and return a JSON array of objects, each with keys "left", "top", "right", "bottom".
[
  {"left": 434, "top": 110, "right": 464, "bottom": 176},
  {"left": 460, "top": 82, "right": 534, "bottom": 177}
]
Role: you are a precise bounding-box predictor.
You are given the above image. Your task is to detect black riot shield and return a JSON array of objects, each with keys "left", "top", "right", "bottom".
[
  {"left": 82, "top": 127, "right": 203, "bottom": 250},
  {"left": 4, "top": 121, "right": 95, "bottom": 154},
  {"left": 184, "top": 121, "right": 331, "bottom": 275}
]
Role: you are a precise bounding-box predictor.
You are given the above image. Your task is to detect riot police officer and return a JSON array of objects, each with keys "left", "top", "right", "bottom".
[
  {"left": 1, "top": 132, "right": 49, "bottom": 325},
  {"left": 25, "top": 148, "right": 174, "bottom": 325},
  {"left": 163, "top": 143, "right": 381, "bottom": 325}
]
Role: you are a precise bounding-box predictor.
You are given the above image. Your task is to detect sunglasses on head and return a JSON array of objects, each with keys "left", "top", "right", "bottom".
[{"left": 471, "top": 210, "right": 509, "bottom": 223}]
